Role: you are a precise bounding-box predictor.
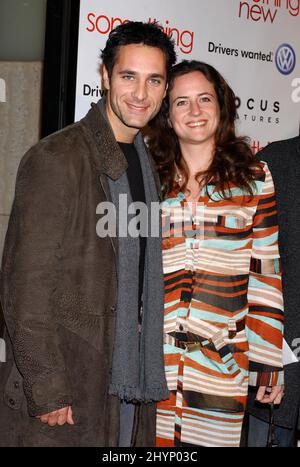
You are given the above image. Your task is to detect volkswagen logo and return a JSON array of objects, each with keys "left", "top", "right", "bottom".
[{"left": 275, "top": 44, "right": 296, "bottom": 75}]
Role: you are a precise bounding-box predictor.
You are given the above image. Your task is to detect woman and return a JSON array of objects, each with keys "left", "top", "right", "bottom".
[{"left": 149, "top": 60, "right": 284, "bottom": 447}]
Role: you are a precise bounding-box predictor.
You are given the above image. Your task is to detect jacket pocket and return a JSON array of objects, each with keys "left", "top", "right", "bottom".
[
  {"left": 210, "top": 326, "right": 248, "bottom": 387},
  {"left": 53, "top": 289, "right": 117, "bottom": 318},
  {"left": 184, "top": 330, "right": 248, "bottom": 413}
]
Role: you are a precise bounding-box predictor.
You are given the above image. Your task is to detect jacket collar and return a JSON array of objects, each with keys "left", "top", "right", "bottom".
[
  {"left": 81, "top": 97, "right": 162, "bottom": 198},
  {"left": 81, "top": 98, "right": 128, "bottom": 180}
]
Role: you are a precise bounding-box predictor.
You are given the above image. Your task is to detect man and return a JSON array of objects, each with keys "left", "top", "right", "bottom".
[
  {"left": 247, "top": 136, "right": 300, "bottom": 447},
  {"left": 0, "top": 22, "right": 176, "bottom": 447}
]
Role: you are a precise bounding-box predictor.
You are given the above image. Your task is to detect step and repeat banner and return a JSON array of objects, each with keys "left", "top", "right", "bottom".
[{"left": 75, "top": 0, "right": 300, "bottom": 152}]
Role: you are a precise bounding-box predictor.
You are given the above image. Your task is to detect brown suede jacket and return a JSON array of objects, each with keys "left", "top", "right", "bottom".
[{"left": 0, "top": 103, "right": 158, "bottom": 447}]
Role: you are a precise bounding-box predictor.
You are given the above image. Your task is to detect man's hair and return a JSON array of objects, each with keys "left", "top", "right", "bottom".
[{"left": 101, "top": 21, "right": 177, "bottom": 79}]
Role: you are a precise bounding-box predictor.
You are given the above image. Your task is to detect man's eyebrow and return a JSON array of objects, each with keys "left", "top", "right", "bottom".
[
  {"left": 118, "top": 69, "right": 137, "bottom": 75},
  {"left": 118, "top": 70, "right": 166, "bottom": 79}
]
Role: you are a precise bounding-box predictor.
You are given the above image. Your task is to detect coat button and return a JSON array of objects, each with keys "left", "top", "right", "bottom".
[
  {"left": 9, "top": 398, "right": 15, "bottom": 406},
  {"left": 14, "top": 381, "right": 20, "bottom": 389}
]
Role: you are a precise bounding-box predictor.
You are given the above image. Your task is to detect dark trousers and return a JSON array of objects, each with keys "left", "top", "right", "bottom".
[
  {"left": 118, "top": 401, "right": 136, "bottom": 447},
  {"left": 248, "top": 414, "right": 296, "bottom": 447}
]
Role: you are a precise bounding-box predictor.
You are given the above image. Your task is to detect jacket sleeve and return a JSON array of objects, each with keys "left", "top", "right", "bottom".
[
  {"left": 1, "top": 143, "right": 74, "bottom": 416},
  {"left": 246, "top": 162, "right": 284, "bottom": 387}
]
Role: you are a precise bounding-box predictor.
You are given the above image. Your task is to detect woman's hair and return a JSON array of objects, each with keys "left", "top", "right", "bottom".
[{"left": 148, "top": 60, "right": 259, "bottom": 199}]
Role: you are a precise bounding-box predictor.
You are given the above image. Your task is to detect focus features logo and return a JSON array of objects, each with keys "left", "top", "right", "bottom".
[
  {"left": 275, "top": 43, "right": 296, "bottom": 75},
  {"left": 238, "top": 0, "right": 300, "bottom": 23},
  {"left": 86, "top": 14, "right": 194, "bottom": 54},
  {"left": 236, "top": 96, "right": 280, "bottom": 124}
]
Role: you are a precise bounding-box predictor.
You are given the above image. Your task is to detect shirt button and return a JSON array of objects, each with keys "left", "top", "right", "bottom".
[{"left": 179, "top": 324, "right": 184, "bottom": 331}]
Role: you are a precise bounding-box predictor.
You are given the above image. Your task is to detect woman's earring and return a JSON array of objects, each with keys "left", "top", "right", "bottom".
[
  {"left": 176, "top": 173, "right": 183, "bottom": 183},
  {"left": 174, "top": 163, "right": 182, "bottom": 183}
]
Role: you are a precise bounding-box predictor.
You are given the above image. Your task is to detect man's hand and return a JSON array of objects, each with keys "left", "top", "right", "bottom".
[
  {"left": 37, "top": 406, "right": 75, "bottom": 427},
  {"left": 256, "top": 385, "right": 284, "bottom": 404}
]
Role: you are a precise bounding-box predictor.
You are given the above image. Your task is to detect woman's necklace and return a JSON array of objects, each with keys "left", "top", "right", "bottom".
[{"left": 175, "top": 166, "right": 202, "bottom": 201}]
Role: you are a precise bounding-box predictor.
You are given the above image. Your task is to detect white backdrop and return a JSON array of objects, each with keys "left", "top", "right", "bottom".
[{"left": 75, "top": 0, "right": 300, "bottom": 151}]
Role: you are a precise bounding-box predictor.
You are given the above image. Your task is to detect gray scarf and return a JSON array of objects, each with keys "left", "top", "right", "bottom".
[{"left": 99, "top": 101, "right": 169, "bottom": 403}]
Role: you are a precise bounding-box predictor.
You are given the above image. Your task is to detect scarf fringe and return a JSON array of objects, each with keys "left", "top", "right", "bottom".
[{"left": 109, "top": 383, "right": 169, "bottom": 403}]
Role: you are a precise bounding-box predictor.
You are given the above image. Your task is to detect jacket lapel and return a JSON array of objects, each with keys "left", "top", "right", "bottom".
[
  {"left": 81, "top": 102, "right": 128, "bottom": 180},
  {"left": 81, "top": 103, "right": 125, "bottom": 256}
]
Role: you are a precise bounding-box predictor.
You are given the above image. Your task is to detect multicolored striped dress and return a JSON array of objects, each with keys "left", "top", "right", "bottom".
[{"left": 156, "top": 162, "right": 284, "bottom": 447}]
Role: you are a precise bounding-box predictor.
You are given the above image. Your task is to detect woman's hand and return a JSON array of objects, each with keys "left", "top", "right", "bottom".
[{"left": 256, "top": 385, "right": 284, "bottom": 404}]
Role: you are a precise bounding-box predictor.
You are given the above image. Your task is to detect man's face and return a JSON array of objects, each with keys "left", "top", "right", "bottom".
[{"left": 103, "top": 43, "right": 167, "bottom": 143}]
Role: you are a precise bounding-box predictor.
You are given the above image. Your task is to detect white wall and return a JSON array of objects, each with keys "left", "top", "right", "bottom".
[{"left": 0, "top": 62, "right": 43, "bottom": 255}]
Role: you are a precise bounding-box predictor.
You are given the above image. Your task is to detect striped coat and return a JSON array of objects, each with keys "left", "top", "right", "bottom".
[{"left": 156, "top": 161, "right": 284, "bottom": 447}]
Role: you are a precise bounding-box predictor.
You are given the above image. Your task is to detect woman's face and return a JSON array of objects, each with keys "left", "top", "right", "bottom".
[{"left": 168, "top": 71, "right": 221, "bottom": 148}]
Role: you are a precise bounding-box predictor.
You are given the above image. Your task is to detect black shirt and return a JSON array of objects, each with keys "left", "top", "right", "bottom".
[{"left": 118, "top": 143, "right": 146, "bottom": 315}]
